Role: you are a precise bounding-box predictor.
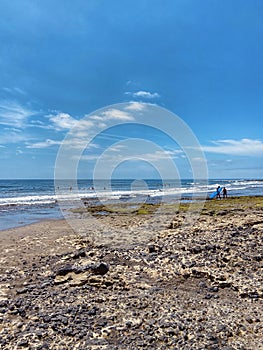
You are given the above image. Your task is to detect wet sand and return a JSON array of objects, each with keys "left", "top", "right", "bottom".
[{"left": 0, "top": 197, "right": 262, "bottom": 349}]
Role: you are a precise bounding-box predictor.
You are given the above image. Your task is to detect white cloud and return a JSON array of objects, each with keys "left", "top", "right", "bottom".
[
  {"left": 2, "top": 87, "right": 27, "bottom": 95},
  {"left": 27, "top": 137, "right": 100, "bottom": 150},
  {"left": 48, "top": 112, "right": 94, "bottom": 131},
  {"left": 139, "top": 150, "right": 181, "bottom": 161},
  {"left": 125, "top": 90, "right": 160, "bottom": 99},
  {"left": 79, "top": 148, "right": 181, "bottom": 163},
  {"left": 48, "top": 113, "right": 77, "bottom": 130},
  {"left": 30, "top": 120, "right": 46, "bottom": 127},
  {"left": 0, "top": 128, "right": 27, "bottom": 144},
  {"left": 31, "top": 120, "right": 44, "bottom": 125},
  {"left": 203, "top": 138, "right": 263, "bottom": 156},
  {"left": 26, "top": 139, "right": 62, "bottom": 149},
  {"left": 0, "top": 100, "right": 35, "bottom": 128},
  {"left": 49, "top": 109, "right": 134, "bottom": 132},
  {"left": 89, "top": 115, "right": 104, "bottom": 121},
  {"left": 192, "top": 157, "right": 207, "bottom": 163},
  {"left": 107, "top": 144, "right": 127, "bottom": 152},
  {"left": 65, "top": 140, "right": 99, "bottom": 150},
  {"left": 101, "top": 109, "right": 134, "bottom": 121},
  {"left": 95, "top": 132, "right": 125, "bottom": 143},
  {"left": 78, "top": 154, "right": 99, "bottom": 161},
  {"left": 125, "top": 102, "right": 146, "bottom": 111}
]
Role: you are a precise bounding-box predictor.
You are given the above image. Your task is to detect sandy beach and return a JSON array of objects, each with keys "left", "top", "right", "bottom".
[{"left": 0, "top": 196, "right": 262, "bottom": 349}]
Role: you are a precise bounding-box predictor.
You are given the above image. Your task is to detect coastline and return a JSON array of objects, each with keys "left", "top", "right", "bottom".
[
  {"left": 1, "top": 177, "right": 263, "bottom": 232},
  {"left": 1, "top": 194, "right": 263, "bottom": 232},
  {"left": 0, "top": 196, "right": 262, "bottom": 349}
]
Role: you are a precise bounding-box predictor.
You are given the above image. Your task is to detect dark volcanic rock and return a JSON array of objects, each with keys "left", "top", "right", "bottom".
[
  {"left": 90, "top": 262, "right": 109, "bottom": 275},
  {"left": 55, "top": 264, "right": 74, "bottom": 276},
  {"left": 17, "top": 339, "right": 28, "bottom": 347},
  {"left": 148, "top": 244, "right": 161, "bottom": 253},
  {"left": 72, "top": 249, "right": 86, "bottom": 259}
]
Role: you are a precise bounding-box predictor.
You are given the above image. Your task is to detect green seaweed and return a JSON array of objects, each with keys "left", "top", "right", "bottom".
[{"left": 70, "top": 196, "right": 263, "bottom": 217}]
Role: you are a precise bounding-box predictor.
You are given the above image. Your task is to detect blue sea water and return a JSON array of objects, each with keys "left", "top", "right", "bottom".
[{"left": 0, "top": 178, "right": 263, "bottom": 230}]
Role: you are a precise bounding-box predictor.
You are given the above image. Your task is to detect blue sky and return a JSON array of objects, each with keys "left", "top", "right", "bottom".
[{"left": 0, "top": 0, "right": 263, "bottom": 179}]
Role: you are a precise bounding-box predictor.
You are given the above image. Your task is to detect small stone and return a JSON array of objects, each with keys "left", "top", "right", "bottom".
[
  {"left": 37, "top": 343, "right": 49, "bottom": 350},
  {"left": 88, "top": 307, "right": 98, "bottom": 316},
  {"left": 16, "top": 287, "right": 28, "bottom": 294},
  {"left": 0, "top": 307, "right": 8, "bottom": 314},
  {"left": 35, "top": 330, "right": 43, "bottom": 338},
  {"left": 252, "top": 255, "right": 262, "bottom": 262},
  {"left": 246, "top": 317, "right": 253, "bottom": 324},
  {"left": 217, "top": 210, "right": 228, "bottom": 216},
  {"left": 18, "top": 308, "right": 26, "bottom": 317},
  {"left": 55, "top": 264, "right": 74, "bottom": 276},
  {"left": 64, "top": 328, "right": 74, "bottom": 336},
  {"left": 40, "top": 282, "right": 51, "bottom": 288},
  {"left": 72, "top": 249, "right": 86, "bottom": 259},
  {"left": 204, "top": 294, "right": 213, "bottom": 299},
  {"left": 90, "top": 262, "right": 109, "bottom": 275},
  {"left": 148, "top": 245, "right": 159, "bottom": 253},
  {"left": 199, "top": 281, "right": 207, "bottom": 288},
  {"left": 43, "top": 316, "right": 51, "bottom": 323},
  {"left": 17, "top": 339, "right": 28, "bottom": 347},
  {"left": 190, "top": 246, "right": 202, "bottom": 254}
]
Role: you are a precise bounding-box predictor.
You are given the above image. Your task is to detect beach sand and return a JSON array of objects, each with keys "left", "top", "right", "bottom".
[{"left": 0, "top": 197, "right": 262, "bottom": 349}]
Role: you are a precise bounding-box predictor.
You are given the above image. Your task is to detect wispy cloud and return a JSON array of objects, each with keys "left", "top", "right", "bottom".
[
  {"left": 102, "top": 109, "right": 134, "bottom": 121},
  {"left": 79, "top": 147, "right": 182, "bottom": 163},
  {"left": 106, "top": 144, "right": 127, "bottom": 152},
  {"left": 90, "top": 109, "right": 134, "bottom": 122},
  {"left": 203, "top": 139, "right": 263, "bottom": 156},
  {"left": 125, "top": 102, "right": 146, "bottom": 111},
  {"left": 47, "top": 112, "right": 94, "bottom": 131},
  {"left": 139, "top": 149, "right": 181, "bottom": 161},
  {"left": 48, "top": 109, "right": 134, "bottom": 134},
  {"left": 47, "top": 113, "right": 77, "bottom": 130},
  {"left": 26, "top": 139, "right": 62, "bottom": 149},
  {"left": 0, "top": 127, "right": 28, "bottom": 145},
  {"left": 125, "top": 90, "right": 160, "bottom": 99},
  {"left": 27, "top": 137, "right": 100, "bottom": 150},
  {"left": 79, "top": 154, "right": 100, "bottom": 161},
  {"left": 29, "top": 120, "right": 49, "bottom": 129},
  {"left": 2, "top": 87, "right": 27, "bottom": 96},
  {"left": 0, "top": 100, "right": 35, "bottom": 128}
]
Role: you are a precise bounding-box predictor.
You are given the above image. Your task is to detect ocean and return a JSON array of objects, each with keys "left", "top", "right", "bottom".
[{"left": 0, "top": 179, "right": 263, "bottom": 230}]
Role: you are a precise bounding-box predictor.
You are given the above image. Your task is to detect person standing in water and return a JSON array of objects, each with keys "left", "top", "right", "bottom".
[{"left": 222, "top": 187, "right": 227, "bottom": 198}]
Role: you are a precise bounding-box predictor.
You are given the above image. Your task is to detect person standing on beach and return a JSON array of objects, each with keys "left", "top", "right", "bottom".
[
  {"left": 222, "top": 187, "right": 227, "bottom": 198},
  {"left": 216, "top": 186, "right": 221, "bottom": 199}
]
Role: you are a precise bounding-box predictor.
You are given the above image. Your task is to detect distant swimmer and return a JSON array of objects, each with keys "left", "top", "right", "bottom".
[{"left": 222, "top": 187, "right": 227, "bottom": 198}]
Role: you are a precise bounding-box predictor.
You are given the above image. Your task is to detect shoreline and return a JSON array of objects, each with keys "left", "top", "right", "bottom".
[
  {"left": 0, "top": 217, "right": 68, "bottom": 237},
  {"left": 1, "top": 194, "right": 263, "bottom": 232},
  {"left": 0, "top": 196, "right": 262, "bottom": 348}
]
